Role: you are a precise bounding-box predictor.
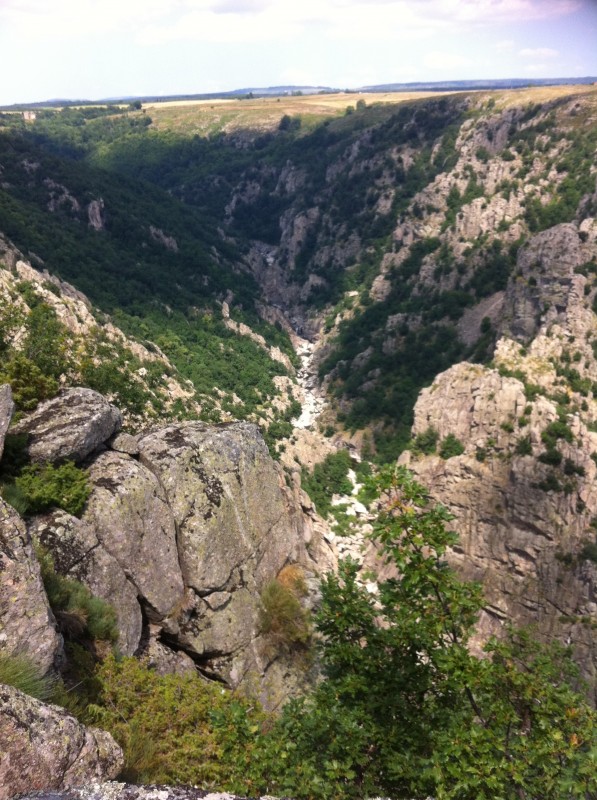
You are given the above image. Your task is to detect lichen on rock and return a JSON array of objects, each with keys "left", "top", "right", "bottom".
[{"left": 0, "top": 684, "right": 123, "bottom": 800}]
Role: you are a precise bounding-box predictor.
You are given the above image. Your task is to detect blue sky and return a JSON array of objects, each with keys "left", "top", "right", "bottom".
[{"left": 0, "top": 0, "right": 595, "bottom": 104}]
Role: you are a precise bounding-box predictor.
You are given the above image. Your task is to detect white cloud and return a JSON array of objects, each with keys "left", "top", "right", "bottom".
[
  {"left": 0, "top": 0, "right": 583, "bottom": 46},
  {"left": 208, "top": 0, "right": 272, "bottom": 12},
  {"left": 519, "top": 47, "right": 559, "bottom": 58},
  {"left": 0, "top": 0, "right": 178, "bottom": 39},
  {"left": 137, "top": 4, "right": 301, "bottom": 45}
]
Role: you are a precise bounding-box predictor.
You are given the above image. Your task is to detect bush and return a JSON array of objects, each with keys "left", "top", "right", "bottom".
[
  {"left": 87, "top": 655, "right": 269, "bottom": 791},
  {"left": 14, "top": 461, "right": 91, "bottom": 517},
  {"left": 515, "top": 435, "right": 532, "bottom": 456},
  {"left": 538, "top": 448, "right": 563, "bottom": 466},
  {"left": 259, "top": 568, "right": 311, "bottom": 653},
  {"left": 411, "top": 426, "right": 439, "bottom": 455},
  {"left": 541, "top": 419, "right": 573, "bottom": 447},
  {"left": 0, "top": 481, "right": 32, "bottom": 516},
  {"left": 579, "top": 539, "right": 597, "bottom": 564},
  {"left": 301, "top": 450, "right": 353, "bottom": 517},
  {"left": 0, "top": 353, "right": 59, "bottom": 411},
  {"left": 439, "top": 433, "right": 465, "bottom": 459}
]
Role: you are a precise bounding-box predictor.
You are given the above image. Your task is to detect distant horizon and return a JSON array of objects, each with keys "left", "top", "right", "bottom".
[
  {"left": 3, "top": 74, "right": 597, "bottom": 109},
  {"left": 0, "top": 0, "right": 596, "bottom": 107}
]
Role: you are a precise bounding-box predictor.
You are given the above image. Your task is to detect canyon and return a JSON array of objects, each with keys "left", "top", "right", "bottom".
[{"left": 1, "top": 83, "right": 597, "bottom": 796}]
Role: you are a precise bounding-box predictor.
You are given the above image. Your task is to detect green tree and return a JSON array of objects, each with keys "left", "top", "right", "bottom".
[{"left": 265, "top": 466, "right": 597, "bottom": 799}]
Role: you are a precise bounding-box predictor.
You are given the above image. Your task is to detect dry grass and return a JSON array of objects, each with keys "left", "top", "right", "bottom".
[
  {"left": 141, "top": 90, "right": 443, "bottom": 137},
  {"left": 137, "top": 84, "right": 597, "bottom": 139},
  {"left": 276, "top": 563, "right": 308, "bottom": 596}
]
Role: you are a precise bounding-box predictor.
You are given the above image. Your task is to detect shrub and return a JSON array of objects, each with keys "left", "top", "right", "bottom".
[
  {"left": 301, "top": 450, "right": 353, "bottom": 517},
  {"left": 538, "top": 447, "right": 563, "bottom": 466},
  {"left": 538, "top": 473, "right": 562, "bottom": 492},
  {"left": 259, "top": 571, "right": 311, "bottom": 652},
  {"left": 0, "top": 481, "right": 32, "bottom": 516},
  {"left": 515, "top": 435, "right": 532, "bottom": 456},
  {"left": 541, "top": 419, "right": 573, "bottom": 448},
  {"left": 0, "top": 353, "right": 59, "bottom": 411},
  {"left": 14, "top": 461, "right": 91, "bottom": 517},
  {"left": 411, "top": 426, "right": 439, "bottom": 456},
  {"left": 439, "top": 433, "right": 465, "bottom": 459},
  {"left": 580, "top": 539, "right": 597, "bottom": 564},
  {"left": 87, "top": 655, "right": 269, "bottom": 791}
]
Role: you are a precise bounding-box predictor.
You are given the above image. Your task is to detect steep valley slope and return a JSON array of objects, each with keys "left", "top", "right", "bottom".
[{"left": 1, "top": 84, "right": 597, "bottom": 717}]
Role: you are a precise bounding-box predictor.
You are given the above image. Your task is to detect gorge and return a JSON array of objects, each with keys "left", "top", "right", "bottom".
[{"left": 1, "top": 83, "right": 597, "bottom": 798}]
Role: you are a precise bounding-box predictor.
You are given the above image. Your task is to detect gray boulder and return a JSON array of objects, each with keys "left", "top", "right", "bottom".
[
  {"left": 12, "top": 387, "right": 122, "bottom": 464},
  {"left": 28, "top": 510, "right": 142, "bottom": 656},
  {"left": 137, "top": 422, "right": 309, "bottom": 702},
  {"left": 0, "top": 499, "right": 62, "bottom": 671},
  {"left": 138, "top": 422, "right": 306, "bottom": 596},
  {"left": 83, "top": 451, "right": 184, "bottom": 621},
  {"left": 0, "top": 684, "right": 123, "bottom": 799},
  {"left": 499, "top": 222, "right": 596, "bottom": 342},
  {"left": 0, "top": 383, "right": 14, "bottom": 462}
]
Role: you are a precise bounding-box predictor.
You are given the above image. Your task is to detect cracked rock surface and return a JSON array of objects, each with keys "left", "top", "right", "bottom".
[
  {"left": 0, "top": 499, "right": 62, "bottom": 672},
  {"left": 393, "top": 221, "right": 597, "bottom": 695},
  {"left": 0, "top": 384, "right": 13, "bottom": 461},
  {"left": 12, "top": 387, "right": 122, "bottom": 464},
  {"left": 12, "top": 415, "right": 323, "bottom": 708}
]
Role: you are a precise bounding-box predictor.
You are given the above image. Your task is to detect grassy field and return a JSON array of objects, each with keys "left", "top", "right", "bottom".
[
  {"left": 139, "top": 84, "right": 597, "bottom": 138},
  {"left": 141, "top": 90, "right": 446, "bottom": 136}
]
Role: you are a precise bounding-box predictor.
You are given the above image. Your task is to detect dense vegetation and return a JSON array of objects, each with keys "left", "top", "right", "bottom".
[
  {"left": 0, "top": 277, "right": 190, "bottom": 423},
  {"left": 55, "top": 467, "right": 594, "bottom": 799},
  {"left": 0, "top": 118, "right": 297, "bottom": 437}
]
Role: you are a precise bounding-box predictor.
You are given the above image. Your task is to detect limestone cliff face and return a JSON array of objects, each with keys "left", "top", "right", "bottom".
[
  {"left": 0, "top": 386, "right": 331, "bottom": 710},
  {"left": 395, "top": 220, "right": 597, "bottom": 695}
]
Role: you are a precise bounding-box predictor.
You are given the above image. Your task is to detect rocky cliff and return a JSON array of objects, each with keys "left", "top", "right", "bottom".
[
  {"left": 395, "top": 219, "right": 597, "bottom": 696},
  {"left": 0, "top": 384, "right": 333, "bottom": 712},
  {"left": 1, "top": 86, "right": 597, "bottom": 795}
]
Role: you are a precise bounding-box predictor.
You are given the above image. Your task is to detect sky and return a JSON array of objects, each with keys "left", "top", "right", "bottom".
[{"left": 0, "top": 0, "right": 596, "bottom": 104}]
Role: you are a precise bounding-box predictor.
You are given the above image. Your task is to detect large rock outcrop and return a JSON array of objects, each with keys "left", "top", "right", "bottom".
[
  {"left": 0, "top": 684, "right": 123, "bottom": 800},
  {"left": 395, "top": 220, "right": 597, "bottom": 695},
  {"left": 19, "top": 415, "right": 328, "bottom": 708},
  {"left": 499, "top": 220, "right": 597, "bottom": 342},
  {"left": 0, "top": 499, "right": 62, "bottom": 671},
  {"left": 400, "top": 363, "right": 597, "bottom": 668},
  {"left": 84, "top": 452, "right": 184, "bottom": 623},
  {"left": 28, "top": 510, "right": 143, "bottom": 656},
  {"left": 12, "top": 388, "right": 122, "bottom": 464},
  {"left": 137, "top": 421, "right": 314, "bottom": 705}
]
